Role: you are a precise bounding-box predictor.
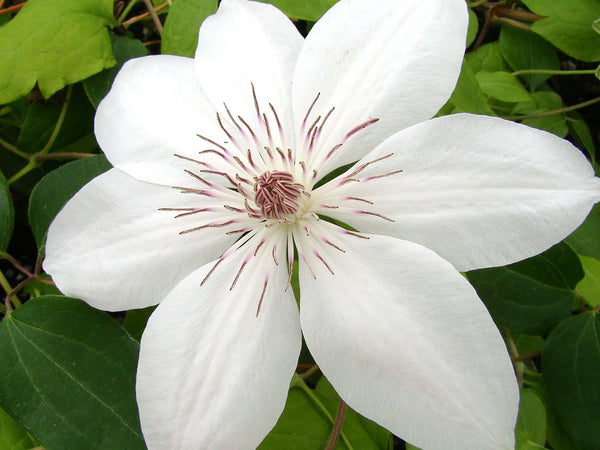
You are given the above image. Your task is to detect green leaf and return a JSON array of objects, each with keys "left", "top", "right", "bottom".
[
  {"left": 516, "top": 389, "right": 547, "bottom": 448},
  {"left": 567, "top": 113, "right": 595, "bottom": 161},
  {"left": 445, "top": 57, "right": 495, "bottom": 115},
  {"left": 512, "top": 91, "right": 568, "bottom": 137},
  {"left": 0, "top": 170, "right": 14, "bottom": 252},
  {"left": 18, "top": 84, "right": 96, "bottom": 155},
  {"left": 499, "top": 26, "right": 559, "bottom": 90},
  {"left": 466, "top": 8, "right": 478, "bottom": 47},
  {"left": 575, "top": 255, "right": 600, "bottom": 307},
  {"left": 566, "top": 211, "right": 600, "bottom": 260},
  {"left": 28, "top": 155, "right": 112, "bottom": 248},
  {"left": 521, "top": 0, "right": 600, "bottom": 62},
  {"left": 0, "top": 0, "right": 117, "bottom": 103},
  {"left": 531, "top": 380, "right": 582, "bottom": 450},
  {"left": 122, "top": 306, "right": 156, "bottom": 342},
  {"left": 465, "top": 41, "right": 511, "bottom": 74},
  {"left": 476, "top": 71, "right": 533, "bottom": 103},
  {"left": 467, "top": 243, "right": 582, "bottom": 335},
  {"left": 257, "top": 0, "right": 337, "bottom": 21},
  {"left": 0, "top": 296, "right": 145, "bottom": 449},
  {"left": 260, "top": 375, "right": 391, "bottom": 449},
  {"left": 84, "top": 33, "right": 148, "bottom": 108},
  {"left": 543, "top": 312, "right": 600, "bottom": 450},
  {"left": 162, "top": 0, "right": 218, "bottom": 57},
  {"left": 0, "top": 406, "right": 36, "bottom": 450}
]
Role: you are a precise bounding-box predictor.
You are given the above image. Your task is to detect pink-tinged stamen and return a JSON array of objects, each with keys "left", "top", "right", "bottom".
[
  {"left": 314, "top": 250, "right": 334, "bottom": 275},
  {"left": 230, "top": 259, "right": 248, "bottom": 290},
  {"left": 300, "top": 92, "right": 321, "bottom": 136},
  {"left": 196, "top": 133, "right": 232, "bottom": 157},
  {"left": 268, "top": 103, "right": 286, "bottom": 150},
  {"left": 179, "top": 219, "right": 237, "bottom": 235},
  {"left": 256, "top": 278, "right": 269, "bottom": 317}
]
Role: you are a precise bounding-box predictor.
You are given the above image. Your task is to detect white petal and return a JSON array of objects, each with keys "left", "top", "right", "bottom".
[
  {"left": 316, "top": 113, "right": 600, "bottom": 271},
  {"left": 137, "top": 229, "right": 301, "bottom": 449},
  {"left": 298, "top": 231, "right": 519, "bottom": 450},
  {"left": 292, "top": 0, "right": 467, "bottom": 174},
  {"left": 44, "top": 169, "right": 237, "bottom": 311},
  {"left": 194, "top": 0, "right": 303, "bottom": 142},
  {"left": 95, "top": 55, "right": 226, "bottom": 186}
]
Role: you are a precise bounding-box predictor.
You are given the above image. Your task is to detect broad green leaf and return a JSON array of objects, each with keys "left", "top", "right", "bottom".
[
  {"left": 260, "top": 375, "right": 391, "bottom": 449},
  {"left": 567, "top": 113, "right": 595, "bottom": 161},
  {"left": 465, "top": 41, "right": 511, "bottom": 74},
  {"left": 28, "top": 155, "right": 112, "bottom": 248},
  {"left": 445, "top": 57, "right": 495, "bottom": 115},
  {"left": 0, "top": 296, "right": 145, "bottom": 449},
  {"left": 566, "top": 210, "right": 600, "bottom": 260},
  {"left": 466, "top": 8, "right": 478, "bottom": 47},
  {"left": 162, "top": 0, "right": 218, "bottom": 57},
  {"left": 0, "top": 406, "right": 36, "bottom": 450},
  {"left": 499, "top": 26, "right": 559, "bottom": 90},
  {"left": 521, "top": 0, "right": 600, "bottom": 62},
  {"left": 258, "top": 0, "right": 337, "bottom": 21},
  {"left": 532, "top": 380, "right": 582, "bottom": 450},
  {"left": 543, "top": 312, "right": 600, "bottom": 450},
  {"left": 512, "top": 91, "right": 568, "bottom": 137},
  {"left": 513, "top": 333, "right": 544, "bottom": 357},
  {"left": 515, "top": 389, "right": 546, "bottom": 449},
  {"left": 84, "top": 33, "right": 148, "bottom": 108},
  {"left": 0, "top": 0, "right": 117, "bottom": 103},
  {"left": 467, "top": 243, "right": 582, "bottom": 335},
  {"left": 18, "top": 84, "right": 96, "bottom": 155},
  {"left": 575, "top": 255, "right": 600, "bottom": 307},
  {"left": 476, "top": 71, "right": 533, "bottom": 103},
  {"left": 123, "top": 306, "right": 156, "bottom": 342},
  {"left": 0, "top": 170, "right": 14, "bottom": 252}
]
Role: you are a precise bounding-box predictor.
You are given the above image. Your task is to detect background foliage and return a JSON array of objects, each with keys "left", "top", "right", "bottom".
[{"left": 1, "top": 0, "right": 599, "bottom": 448}]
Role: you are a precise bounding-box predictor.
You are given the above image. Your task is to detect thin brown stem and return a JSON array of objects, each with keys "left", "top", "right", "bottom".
[
  {"left": 123, "top": 0, "right": 168, "bottom": 30},
  {"left": 2, "top": 253, "right": 33, "bottom": 278},
  {"left": 512, "top": 350, "right": 542, "bottom": 362},
  {"left": 141, "top": 0, "right": 163, "bottom": 35},
  {"left": 494, "top": 16, "right": 531, "bottom": 31},
  {"left": 493, "top": 6, "right": 545, "bottom": 21},
  {"left": 0, "top": 2, "right": 24, "bottom": 16},
  {"left": 325, "top": 399, "right": 347, "bottom": 450}
]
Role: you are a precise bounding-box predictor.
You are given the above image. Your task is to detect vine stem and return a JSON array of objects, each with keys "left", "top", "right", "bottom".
[
  {"left": 0, "top": 2, "right": 24, "bottom": 16},
  {"left": 0, "top": 136, "right": 28, "bottom": 159},
  {"left": 122, "top": 0, "right": 169, "bottom": 28},
  {"left": 512, "top": 69, "right": 597, "bottom": 76},
  {"left": 504, "top": 328, "right": 525, "bottom": 388},
  {"left": 502, "top": 96, "right": 600, "bottom": 120},
  {"left": 141, "top": 0, "right": 163, "bottom": 35},
  {"left": 117, "top": 0, "right": 139, "bottom": 23},
  {"left": 325, "top": 399, "right": 348, "bottom": 450},
  {"left": 7, "top": 86, "right": 73, "bottom": 185},
  {"left": 290, "top": 374, "right": 354, "bottom": 450}
]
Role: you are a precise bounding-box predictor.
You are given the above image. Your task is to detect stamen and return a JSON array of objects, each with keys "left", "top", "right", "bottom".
[
  {"left": 256, "top": 279, "right": 269, "bottom": 317},
  {"left": 315, "top": 251, "right": 334, "bottom": 275},
  {"left": 179, "top": 219, "right": 236, "bottom": 235},
  {"left": 301, "top": 92, "right": 321, "bottom": 134},
  {"left": 230, "top": 260, "right": 248, "bottom": 290}
]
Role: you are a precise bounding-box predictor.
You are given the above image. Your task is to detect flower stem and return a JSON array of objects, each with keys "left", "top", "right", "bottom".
[
  {"left": 502, "top": 95, "right": 600, "bottom": 120},
  {"left": 0, "top": 136, "right": 28, "bottom": 159},
  {"left": 141, "top": 0, "right": 163, "bottom": 35},
  {"left": 504, "top": 328, "right": 524, "bottom": 388},
  {"left": 290, "top": 374, "right": 354, "bottom": 449},
  {"left": 0, "top": 2, "right": 24, "bottom": 17},
  {"left": 122, "top": 0, "right": 168, "bottom": 28},
  {"left": 512, "top": 69, "right": 597, "bottom": 76},
  {"left": 325, "top": 399, "right": 347, "bottom": 450},
  {"left": 117, "top": 0, "right": 139, "bottom": 24},
  {"left": 8, "top": 86, "right": 72, "bottom": 185},
  {"left": 300, "top": 364, "right": 321, "bottom": 380}
]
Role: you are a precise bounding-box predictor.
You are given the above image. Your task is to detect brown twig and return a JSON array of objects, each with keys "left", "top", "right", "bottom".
[
  {"left": 141, "top": 0, "right": 162, "bottom": 35},
  {"left": 0, "top": 2, "right": 24, "bottom": 16},
  {"left": 325, "top": 399, "right": 347, "bottom": 450},
  {"left": 512, "top": 350, "right": 542, "bottom": 362},
  {"left": 123, "top": 0, "right": 168, "bottom": 30}
]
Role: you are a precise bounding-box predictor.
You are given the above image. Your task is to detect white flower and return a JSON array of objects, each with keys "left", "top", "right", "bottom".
[{"left": 44, "top": 0, "right": 600, "bottom": 448}]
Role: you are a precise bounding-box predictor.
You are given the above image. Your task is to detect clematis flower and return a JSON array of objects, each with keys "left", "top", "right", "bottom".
[{"left": 44, "top": 0, "right": 600, "bottom": 448}]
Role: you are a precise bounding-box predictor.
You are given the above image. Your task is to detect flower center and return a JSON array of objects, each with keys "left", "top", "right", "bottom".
[{"left": 253, "top": 171, "right": 303, "bottom": 219}]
